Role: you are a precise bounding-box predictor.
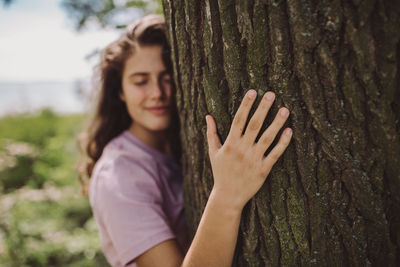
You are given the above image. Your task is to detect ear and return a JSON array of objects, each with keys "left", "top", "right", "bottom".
[{"left": 119, "top": 91, "right": 126, "bottom": 102}]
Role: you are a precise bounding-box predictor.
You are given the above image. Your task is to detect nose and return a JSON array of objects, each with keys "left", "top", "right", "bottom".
[{"left": 149, "top": 79, "right": 164, "bottom": 99}]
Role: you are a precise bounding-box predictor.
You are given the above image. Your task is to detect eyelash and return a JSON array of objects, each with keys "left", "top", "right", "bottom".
[
  {"left": 133, "top": 77, "right": 171, "bottom": 87},
  {"left": 134, "top": 81, "right": 147, "bottom": 86}
]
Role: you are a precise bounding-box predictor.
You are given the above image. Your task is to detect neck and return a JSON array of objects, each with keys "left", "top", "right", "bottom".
[{"left": 128, "top": 124, "right": 172, "bottom": 155}]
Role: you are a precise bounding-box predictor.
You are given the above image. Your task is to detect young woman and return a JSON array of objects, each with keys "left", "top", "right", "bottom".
[{"left": 80, "top": 14, "right": 292, "bottom": 267}]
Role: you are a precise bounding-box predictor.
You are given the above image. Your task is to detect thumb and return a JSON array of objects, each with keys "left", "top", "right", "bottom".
[{"left": 205, "top": 115, "right": 222, "bottom": 156}]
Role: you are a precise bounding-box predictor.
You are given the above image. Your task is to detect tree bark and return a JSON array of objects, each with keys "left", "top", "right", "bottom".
[{"left": 162, "top": 0, "right": 400, "bottom": 266}]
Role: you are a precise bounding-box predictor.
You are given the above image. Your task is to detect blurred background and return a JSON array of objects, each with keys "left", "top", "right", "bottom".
[{"left": 0, "top": 0, "right": 160, "bottom": 266}]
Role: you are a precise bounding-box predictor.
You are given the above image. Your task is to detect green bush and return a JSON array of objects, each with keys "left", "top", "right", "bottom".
[
  {"left": 0, "top": 155, "right": 35, "bottom": 192},
  {"left": 0, "top": 196, "right": 109, "bottom": 266},
  {"left": 0, "top": 110, "right": 85, "bottom": 191},
  {"left": 0, "top": 109, "right": 57, "bottom": 147},
  {"left": 0, "top": 109, "right": 109, "bottom": 266}
]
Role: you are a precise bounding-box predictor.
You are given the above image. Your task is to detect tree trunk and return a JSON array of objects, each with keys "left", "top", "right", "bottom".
[{"left": 162, "top": 0, "right": 400, "bottom": 266}]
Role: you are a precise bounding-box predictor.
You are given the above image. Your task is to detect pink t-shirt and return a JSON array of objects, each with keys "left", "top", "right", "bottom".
[{"left": 89, "top": 130, "right": 188, "bottom": 267}]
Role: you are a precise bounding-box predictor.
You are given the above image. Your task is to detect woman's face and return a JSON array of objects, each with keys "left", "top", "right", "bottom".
[{"left": 120, "top": 45, "right": 173, "bottom": 135}]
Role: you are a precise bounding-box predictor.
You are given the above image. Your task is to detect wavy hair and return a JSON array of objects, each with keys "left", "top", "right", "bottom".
[{"left": 78, "top": 14, "right": 180, "bottom": 194}]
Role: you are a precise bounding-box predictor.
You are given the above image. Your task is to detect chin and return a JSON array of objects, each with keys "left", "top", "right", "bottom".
[
  {"left": 150, "top": 126, "right": 169, "bottom": 132},
  {"left": 148, "top": 121, "right": 171, "bottom": 131}
]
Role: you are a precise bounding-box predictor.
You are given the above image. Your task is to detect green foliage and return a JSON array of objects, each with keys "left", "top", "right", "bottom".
[
  {"left": 0, "top": 155, "right": 36, "bottom": 192},
  {"left": 61, "top": 0, "right": 163, "bottom": 30},
  {"left": 0, "top": 109, "right": 83, "bottom": 191},
  {"left": 0, "top": 109, "right": 57, "bottom": 147},
  {"left": 1, "top": 0, "right": 12, "bottom": 7},
  {"left": 1, "top": 196, "right": 109, "bottom": 266},
  {"left": 0, "top": 110, "right": 109, "bottom": 266}
]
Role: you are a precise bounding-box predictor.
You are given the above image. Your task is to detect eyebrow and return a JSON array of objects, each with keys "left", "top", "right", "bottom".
[
  {"left": 128, "top": 70, "right": 169, "bottom": 78},
  {"left": 129, "top": 72, "right": 149, "bottom": 78}
]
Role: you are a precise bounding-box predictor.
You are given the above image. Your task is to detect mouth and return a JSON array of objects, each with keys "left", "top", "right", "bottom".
[{"left": 146, "top": 106, "right": 169, "bottom": 115}]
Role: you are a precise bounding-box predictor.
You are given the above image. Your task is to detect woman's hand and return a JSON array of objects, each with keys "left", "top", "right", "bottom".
[{"left": 206, "top": 89, "right": 293, "bottom": 211}]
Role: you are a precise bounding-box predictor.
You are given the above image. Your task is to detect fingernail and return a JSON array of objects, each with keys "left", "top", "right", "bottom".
[
  {"left": 247, "top": 90, "right": 256, "bottom": 99},
  {"left": 265, "top": 91, "right": 274, "bottom": 100},
  {"left": 280, "top": 108, "right": 289, "bottom": 117},
  {"left": 285, "top": 128, "right": 292, "bottom": 136}
]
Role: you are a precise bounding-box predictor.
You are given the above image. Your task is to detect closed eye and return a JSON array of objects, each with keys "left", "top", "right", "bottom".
[
  {"left": 133, "top": 79, "right": 148, "bottom": 86},
  {"left": 160, "top": 74, "right": 171, "bottom": 84},
  {"left": 162, "top": 78, "right": 171, "bottom": 84}
]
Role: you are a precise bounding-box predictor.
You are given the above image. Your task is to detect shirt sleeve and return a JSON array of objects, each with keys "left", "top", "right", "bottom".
[{"left": 94, "top": 154, "right": 176, "bottom": 265}]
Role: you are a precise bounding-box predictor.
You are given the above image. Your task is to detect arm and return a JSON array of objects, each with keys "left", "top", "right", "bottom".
[
  {"left": 134, "top": 193, "right": 240, "bottom": 267},
  {"left": 181, "top": 188, "right": 242, "bottom": 267},
  {"left": 135, "top": 89, "right": 292, "bottom": 267}
]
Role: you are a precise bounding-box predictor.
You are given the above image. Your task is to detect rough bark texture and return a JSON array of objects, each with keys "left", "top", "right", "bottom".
[{"left": 162, "top": 0, "right": 400, "bottom": 266}]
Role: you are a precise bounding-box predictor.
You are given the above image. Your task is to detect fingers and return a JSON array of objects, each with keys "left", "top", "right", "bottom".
[
  {"left": 255, "top": 107, "right": 290, "bottom": 156},
  {"left": 227, "top": 90, "right": 257, "bottom": 140},
  {"left": 206, "top": 115, "right": 222, "bottom": 157},
  {"left": 242, "top": 91, "right": 275, "bottom": 145},
  {"left": 262, "top": 128, "right": 293, "bottom": 174}
]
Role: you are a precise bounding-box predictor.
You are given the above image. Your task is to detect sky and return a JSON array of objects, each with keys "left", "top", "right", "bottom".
[{"left": 0, "top": 0, "right": 121, "bottom": 83}]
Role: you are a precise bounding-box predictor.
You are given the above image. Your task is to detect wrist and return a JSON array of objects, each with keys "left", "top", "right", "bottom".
[{"left": 208, "top": 187, "right": 245, "bottom": 215}]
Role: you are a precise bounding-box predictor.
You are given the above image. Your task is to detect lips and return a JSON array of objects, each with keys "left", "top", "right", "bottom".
[{"left": 146, "top": 106, "right": 169, "bottom": 115}]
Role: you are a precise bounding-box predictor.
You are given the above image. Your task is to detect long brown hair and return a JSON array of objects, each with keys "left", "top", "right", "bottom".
[{"left": 78, "top": 14, "right": 181, "bottom": 194}]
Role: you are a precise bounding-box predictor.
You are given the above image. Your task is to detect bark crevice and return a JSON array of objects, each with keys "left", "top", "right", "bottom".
[{"left": 163, "top": 0, "right": 400, "bottom": 265}]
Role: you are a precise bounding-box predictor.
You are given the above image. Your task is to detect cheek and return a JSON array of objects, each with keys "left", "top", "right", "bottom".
[
  {"left": 123, "top": 86, "right": 145, "bottom": 110},
  {"left": 123, "top": 82, "right": 142, "bottom": 99}
]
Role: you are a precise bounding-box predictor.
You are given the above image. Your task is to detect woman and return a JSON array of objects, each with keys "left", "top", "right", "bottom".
[{"left": 80, "top": 14, "right": 292, "bottom": 267}]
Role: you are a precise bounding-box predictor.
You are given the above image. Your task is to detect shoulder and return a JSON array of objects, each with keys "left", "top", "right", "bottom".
[
  {"left": 89, "top": 134, "right": 163, "bottom": 207},
  {"left": 94, "top": 155, "right": 161, "bottom": 199},
  {"left": 99, "top": 131, "right": 157, "bottom": 170},
  {"left": 94, "top": 131, "right": 159, "bottom": 180}
]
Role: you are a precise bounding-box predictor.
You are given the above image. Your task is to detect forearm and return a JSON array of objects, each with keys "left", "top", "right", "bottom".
[
  {"left": 182, "top": 189, "right": 242, "bottom": 267},
  {"left": 179, "top": 90, "right": 292, "bottom": 267}
]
